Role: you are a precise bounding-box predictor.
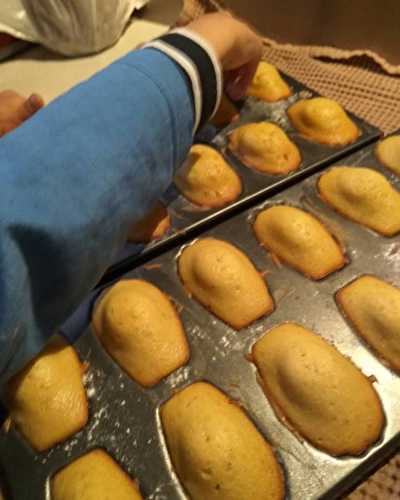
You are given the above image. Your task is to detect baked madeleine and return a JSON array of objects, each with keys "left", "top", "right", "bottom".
[
  {"left": 178, "top": 238, "right": 274, "bottom": 329},
  {"left": 247, "top": 61, "right": 291, "bottom": 102},
  {"left": 211, "top": 94, "right": 239, "bottom": 127},
  {"left": 161, "top": 382, "right": 284, "bottom": 500},
  {"left": 288, "top": 97, "right": 359, "bottom": 146},
  {"left": 375, "top": 135, "right": 400, "bottom": 175},
  {"left": 228, "top": 122, "right": 301, "bottom": 175},
  {"left": 252, "top": 323, "right": 384, "bottom": 456},
  {"left": 175, "top": 144, "right": 241, "bottom": 208},
  {"left": 337, "top": 275, "right": 400, "bottom": 372},
  {"left": 52, "top": 449, "right": 142, "bottom": 500},
  {"left": 5, "top": 335, "right": 88, "bottom": 451},
  {"left": 127, "top": 202, "right": 170, "bottom": 243},
  {"left": 318, "top": 166, "right": 400, "bottom": 236},
  {"left": 254, "top": 205, "right": 345, "bottom": 279},
  {"left": 93, "top": 280, "right": 189, "bottom": 387}
]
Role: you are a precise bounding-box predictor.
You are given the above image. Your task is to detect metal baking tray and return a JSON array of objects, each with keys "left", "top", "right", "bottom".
[
  {"left": 101, "top": 72, "right": 380, "bottom": 285},
  {"left": 1, "top": 133, "right": 399, "bottom": 500}
]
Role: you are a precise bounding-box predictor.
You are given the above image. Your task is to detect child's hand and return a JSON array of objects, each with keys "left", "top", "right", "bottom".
[
  {"left": 0, "top": 90, "right": 44, "bottom": 137},
  {"left": 187, "top": 12, "right": 262, "bottom": 100}
]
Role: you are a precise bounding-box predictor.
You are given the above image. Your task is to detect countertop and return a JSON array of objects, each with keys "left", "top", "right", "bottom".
[{"left": 0, "top": 0, "right": 183, "bottom": 101}]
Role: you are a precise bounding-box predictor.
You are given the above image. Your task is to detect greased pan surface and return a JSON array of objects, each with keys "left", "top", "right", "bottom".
[
  {"left": 102, "top": 73, "right": 380, "bottom": 283},
  {"left": 1, "top": 135, "right": 400, "bottom": 500}
]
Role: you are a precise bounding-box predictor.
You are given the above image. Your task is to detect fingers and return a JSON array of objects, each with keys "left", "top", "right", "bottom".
[
  {"left": 225, "top": 57, "right": 260, "bottom": 101},
  {"left": 0, "top": 90, "right": 45, "bottom": 138},
  {"left": 20, "top": 93, "right": 45, "bottom": 121},
  {"left": 186, "top": 11, "right": 262, "bottom": 100}
]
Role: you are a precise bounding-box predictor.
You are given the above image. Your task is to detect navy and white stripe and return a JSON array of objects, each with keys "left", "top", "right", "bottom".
[{"left": 145, "top": 29, "right": 222, "bottom": 133}]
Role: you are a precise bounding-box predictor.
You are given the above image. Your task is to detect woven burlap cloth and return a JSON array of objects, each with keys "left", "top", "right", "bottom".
[
  {"left": 180, "top": 0, "right": 400, "bottom": 135},
  {"left": 182, "top": 1, "right": 400, "bottom": 498}
]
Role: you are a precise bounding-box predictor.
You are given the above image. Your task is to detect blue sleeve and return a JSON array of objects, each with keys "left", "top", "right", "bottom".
[{"left": 0, "top": 48, "right": 194, "bottom": 385}]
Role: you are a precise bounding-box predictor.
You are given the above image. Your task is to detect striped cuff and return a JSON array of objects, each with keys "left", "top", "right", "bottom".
[{"left": 145, "top": 29, "right": 222, "bottom": 133}]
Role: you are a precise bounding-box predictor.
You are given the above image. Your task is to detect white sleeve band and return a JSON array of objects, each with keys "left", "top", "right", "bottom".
[
  {"left": 170, "top": 27, "right": 223, "bottom": 119},
  {"left": 144, "top": 29, "right": 223, "bottom": 133},
  {"left": 144, "top": 39, "right": 202, "bottom": 133}
]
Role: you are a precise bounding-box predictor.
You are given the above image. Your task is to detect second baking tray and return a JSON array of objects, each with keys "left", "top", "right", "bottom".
[
  {"left": 102, "top": 72, "right": 380, "bottom": 283},
  {"left": 1, "top": 133, "right": 399, "bottom": 500}
]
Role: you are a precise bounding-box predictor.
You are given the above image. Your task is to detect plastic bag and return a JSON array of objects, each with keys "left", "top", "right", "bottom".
[{"left": 0, "top": 0, "right": 149, "bottom": 56}]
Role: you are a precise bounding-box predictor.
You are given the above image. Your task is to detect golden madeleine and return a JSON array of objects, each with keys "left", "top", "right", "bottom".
[
  {"left": 375, "top": 135, "right": 400, "bottom": 175},
  {"left": 178, "top": 238, "right": 273, "bottom": 329},
  {"left": 252, "top": 323, "right": 384, "bottom": 456},
  {"left": 211, "top": 94, "right": 239, "bottom": 128},
  {"left": 161, "top": 382, "right": 284, "bottom": 500},
  {"left": 5, "top": 335, "right": 88, "bottom": 452},
  {"left": 318, "top": 166, "right": 400, "bottom": 236},
  {"left": 52, "top": 449, "right": 142, "bottom": 500},
  {"left": 247, "top": 61, "right": 291, "bottom": 102},
  {"left": 127, "top": 202, "right": 170, "bottom": 243},
  {"left": 228, "top": 122, "right": 301, "bottom": 175},
  {"left": 93, "top": 280, "right": 189, "bottom": 387},
  {"left": 175, "top": 144, "right": 241, "bottom": 208},
  {"left": 337, "top": 275, "right": 400, "bottom": 372},
  {"left": 254, "top": 205, "right": 345, "bottom": 279},
  {"left": 288, "top": 97, "right": 359, "bottom": 146}
]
